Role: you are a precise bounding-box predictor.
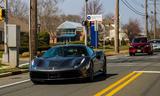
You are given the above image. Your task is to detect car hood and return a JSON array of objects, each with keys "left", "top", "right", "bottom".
[{"left": 33, "top": 56, "right": 86, "bottom": 70}]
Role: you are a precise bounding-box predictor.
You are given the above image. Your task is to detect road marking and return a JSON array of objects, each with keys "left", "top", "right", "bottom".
[
  {"left": 0, "top": 79, "right": 30, "bottom": 89},
  {"left": 94, "top": 71, "right": 136, "bottom": 96},
  {"left": 105, "top": 72, "right": 143, "bottom": 96},
  {"left": 135, "top": 71, "right": 160, "bottom": 74}
]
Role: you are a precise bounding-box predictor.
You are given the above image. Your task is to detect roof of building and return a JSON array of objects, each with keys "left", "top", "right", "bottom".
[{"left": 57, "top": 21, "right": 82, "bottom": 29}]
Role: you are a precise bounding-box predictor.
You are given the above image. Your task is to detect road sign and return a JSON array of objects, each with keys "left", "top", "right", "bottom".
[{"left": 87, "top": 15, "right": 102, "bottom": 21}]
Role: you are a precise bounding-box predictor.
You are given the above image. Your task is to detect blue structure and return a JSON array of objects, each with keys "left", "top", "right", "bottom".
[{"left": 90, "top": 21, "right": 98, "bottom": 47}]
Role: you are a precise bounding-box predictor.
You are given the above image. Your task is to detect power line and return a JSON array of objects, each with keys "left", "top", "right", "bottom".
[
  {"left": 121, "top": 0, "right": 145, "bottom": 16},
  {"left": 123, "top": 0, "right": 145, "bottom": 15},
  {"left": 130, "top": 0, "right": 144, "bottom": 9}
]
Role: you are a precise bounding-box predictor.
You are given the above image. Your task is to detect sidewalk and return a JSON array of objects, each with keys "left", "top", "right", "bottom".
[
  {"left": 106, "top": 50, "right": 128, "bottom": 56},
  {"left": 0, "top": 57, "right": 29, "bottom": 78}
]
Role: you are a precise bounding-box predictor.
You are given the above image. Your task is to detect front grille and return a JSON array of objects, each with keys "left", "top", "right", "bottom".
[
  {"left": 30, "top": 70, "right": 82, "bottom": 79},
  {"left": 134, "top": 46, "right": 144, "bottom": 49}
]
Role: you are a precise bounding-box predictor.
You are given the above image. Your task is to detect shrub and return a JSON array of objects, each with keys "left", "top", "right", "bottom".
[
  {"left": 121, "top": 38, "right": 127, "bottom": 45},
  {"left": 110, "top": 38, "right": 114, "bottom": 46}
]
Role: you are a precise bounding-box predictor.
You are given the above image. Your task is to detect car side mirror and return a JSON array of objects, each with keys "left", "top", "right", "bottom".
[
  {"left": 96, "top": 54, "right": 101, "bottom": 59},
  {"left": 95, "top": 51, "right": 102, "bottom": 59}
]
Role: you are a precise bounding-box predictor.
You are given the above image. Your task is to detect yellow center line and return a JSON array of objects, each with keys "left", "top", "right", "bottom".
[
  {"left": 105, "top": 72, "right": 143, "bottom": 96},
  {"left": 94, "top": 71, "right": 136, "bottom": 96}
]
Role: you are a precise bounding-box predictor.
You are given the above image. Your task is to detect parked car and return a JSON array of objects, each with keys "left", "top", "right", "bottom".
[
  {"left": 149, "top": 39, "right": 160, "bottom": 51},
  {"left": 29, "top": 44, "right": 107, "bottom": 84},
  {"left": 129, "top": 37, "right": 153, "bottom": 56}
]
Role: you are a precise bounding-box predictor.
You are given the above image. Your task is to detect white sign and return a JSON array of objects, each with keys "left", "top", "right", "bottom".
[{"left": 87, "top": 15, "right": 102, "bottom": 21}]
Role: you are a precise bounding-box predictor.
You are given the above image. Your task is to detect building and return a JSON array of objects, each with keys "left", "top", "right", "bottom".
[
  {"left": 56, "top": 21, "right": 84, "bottom": 42},
  {"left": 0, "top": 16, "right": 29, "bottom": 50},
  {"left": 107, "top": 24, "right": 128, "bottom": 41}
]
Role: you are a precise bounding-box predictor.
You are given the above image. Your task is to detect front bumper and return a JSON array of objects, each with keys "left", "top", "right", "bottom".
[
  {"left": 153, "top": 46, "right": 160, "bottom": 50},
  {"left": 129, "top": 47, "right": 151, "bottom": 53},
  {"left": 30, "top": 69, "right": 89, "bottom": 81}
]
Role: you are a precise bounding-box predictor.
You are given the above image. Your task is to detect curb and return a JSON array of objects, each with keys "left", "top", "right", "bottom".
[{"left": 0, "top": 69, "right": 29, "bottom": 78}]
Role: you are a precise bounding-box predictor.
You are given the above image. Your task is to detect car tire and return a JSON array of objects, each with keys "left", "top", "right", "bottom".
[
  {"left": 133, "top": 53, "right": 135, "bottom": 56},
  {"left": 88, "top": 62, "right": 94, "bottom": 82},
  {"left": 102, "top": 56, "right": 107, "bottom": 75},
  {"left": 148, "top": 52, "right": 153, "bottom": 55},
  {"left": 129, "top": 53, "right": 133, "bottom": 56},
  {"left": 129, "top": 53, "right": 135, "bottom": 56}
]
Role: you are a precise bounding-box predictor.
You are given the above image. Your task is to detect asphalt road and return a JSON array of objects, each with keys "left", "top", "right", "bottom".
[{"left": 0, "top": 52, "right": 160, "bottom": 96}]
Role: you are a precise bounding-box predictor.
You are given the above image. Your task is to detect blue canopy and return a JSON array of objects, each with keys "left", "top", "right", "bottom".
[{"left": 58, "top": 34, "right": 76, "bottom": 38}]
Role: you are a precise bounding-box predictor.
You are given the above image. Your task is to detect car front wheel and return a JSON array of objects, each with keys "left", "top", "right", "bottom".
[
  {"left": 31, "top": 79, "right": 43, "bottom": 85},
  {"left": 102, "top": 57, "right": 107, "bottom": 75},
  {"left": 88, "top": 62, "right": 94, "bottom": 81}
]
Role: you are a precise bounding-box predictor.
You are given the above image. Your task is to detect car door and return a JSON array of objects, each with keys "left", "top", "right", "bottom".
[{"left": 86, "top": 47, "right": 100, "bottom": 72}]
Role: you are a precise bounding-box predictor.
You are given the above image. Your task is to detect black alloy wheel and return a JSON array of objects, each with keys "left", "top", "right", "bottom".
[
  {"left": 102, "top": 56, "right": 107, "bottom": 75},
  {"left": 88, "top": 62, "right": 94, "bottom": 81}
]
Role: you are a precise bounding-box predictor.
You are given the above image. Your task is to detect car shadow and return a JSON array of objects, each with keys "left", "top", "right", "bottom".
[{"left": 36, "top": 73, "right": 118, "bottom": 85}]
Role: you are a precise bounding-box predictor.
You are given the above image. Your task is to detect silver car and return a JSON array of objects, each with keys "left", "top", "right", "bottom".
[{"left": 150, "top": 39, "right": 160, "bottom": 51}]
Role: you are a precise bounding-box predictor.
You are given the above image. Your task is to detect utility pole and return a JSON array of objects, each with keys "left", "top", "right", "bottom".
[
  {"left": 154, "top": 0, "right": 157, "bottom": 39},
  {"left": 145, "top": 0, "right": 149, "bottom": 38},
  {"left": 115, "top": 0, "right": 119, "bottom": 53},
  {"left": 29, "top": 0, "right": 37, "bottom": 61},
  {"left": 84, "top": 0, "right": 88, "bottom": 46},
  {"left": 2, "top": 0, "right": 9, "bottom": 64}
]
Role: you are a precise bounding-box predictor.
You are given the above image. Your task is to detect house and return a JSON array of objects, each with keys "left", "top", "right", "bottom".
[
  {"left": 107, "top": 24, "right": 128, "bottom": 42},
  {"left": 56, "top": 21, "right": 84, "bottom": 42}
]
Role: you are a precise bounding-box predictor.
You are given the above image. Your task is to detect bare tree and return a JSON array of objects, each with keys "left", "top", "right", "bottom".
[
  {"left": 9, "top": 0, "right": 28, "bottom": 17},
  {"left": 37, "top": 0, "right": 63, "bottom": 43},
  {"left": 82, "top": 0, "right": 103, "bottom": 16},
  {"left": 103, "top": 13, "right": 114, "bottom": 33},
  {"left": 122, "top": 19, "right": 142, "bottom": 41}
]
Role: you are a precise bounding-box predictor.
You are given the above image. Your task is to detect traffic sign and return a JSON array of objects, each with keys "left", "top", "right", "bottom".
[{"left": 87, "top": 15, "right": 102, "bottom": 21}]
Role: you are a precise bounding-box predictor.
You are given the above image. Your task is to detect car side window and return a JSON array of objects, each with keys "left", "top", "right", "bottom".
[{"left": 87, "top": 47, "right": 94, "bottom": 56}]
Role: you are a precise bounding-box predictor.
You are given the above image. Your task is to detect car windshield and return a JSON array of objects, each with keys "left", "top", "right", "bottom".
[
  {"left": 42, "top": 46, "right": 88, "bottom": 58},
  {"left": 132, "top": 38, "right": 147, "bottom": 43}
]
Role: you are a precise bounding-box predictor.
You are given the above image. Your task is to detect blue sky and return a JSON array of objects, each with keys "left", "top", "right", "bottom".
[{"left": 58, "top": 0, "right": 146, "bottom": 25}]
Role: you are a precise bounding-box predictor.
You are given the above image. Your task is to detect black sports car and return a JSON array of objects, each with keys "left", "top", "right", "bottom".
[{"left": 29, "top": 44, "right": 107, "bottom": 84}]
